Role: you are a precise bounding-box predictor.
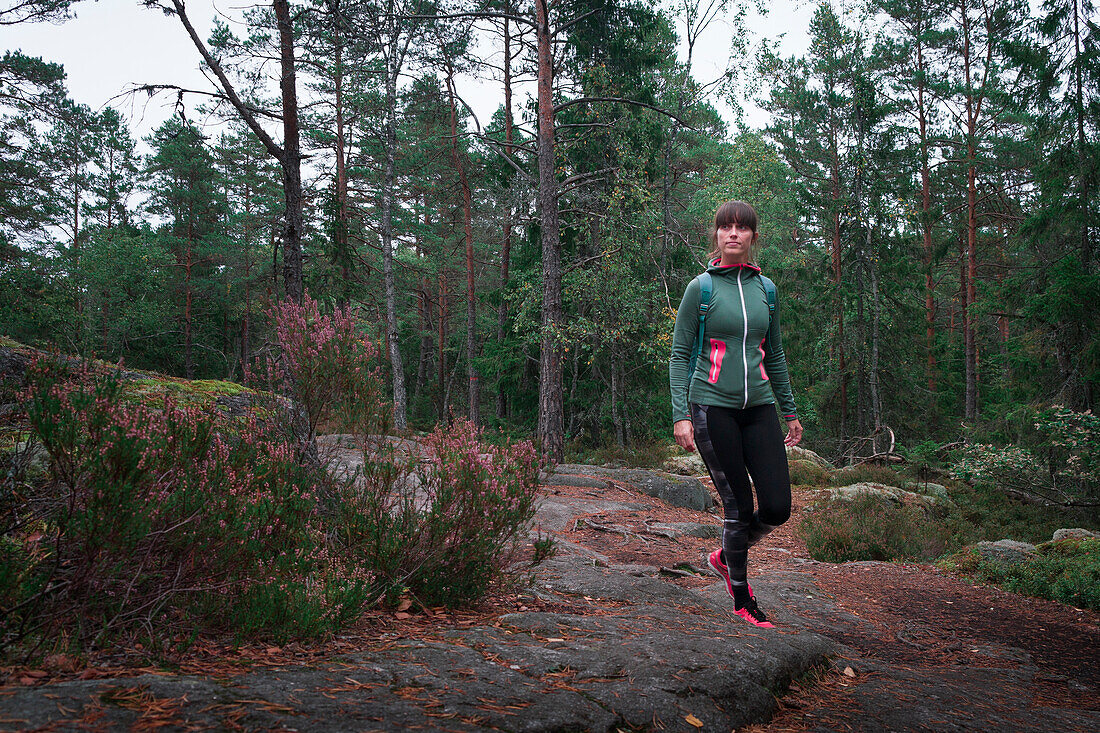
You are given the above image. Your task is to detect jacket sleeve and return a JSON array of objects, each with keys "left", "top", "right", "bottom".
[
  {"left": 669, "top": 277, "right": 701, "bottom": 423},
  {"left": 762, "top": 285, "right": 798, "bottom": 420}
]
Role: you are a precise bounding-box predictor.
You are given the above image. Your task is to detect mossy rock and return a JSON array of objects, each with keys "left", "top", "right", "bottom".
[
  {"left": 788, "top": 459, "right": 831, "bottom": 486},
  {"left": 1, "top": 338, "right": 278, "bottom": 423},
  {"left": 786, "top": 445, "right": 831, "bottom": 468},
  {"left": 902, "top": 481, "right": 952, "bottom": 504}
]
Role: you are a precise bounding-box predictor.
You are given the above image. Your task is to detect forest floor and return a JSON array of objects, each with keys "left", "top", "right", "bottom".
[{"left": 1, "top": 466, "right": 1098, "bottom": 732}]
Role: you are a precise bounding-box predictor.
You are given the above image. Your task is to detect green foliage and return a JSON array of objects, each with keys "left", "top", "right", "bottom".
[
  {"left": 788, "top": 459, "right": 831, "bottom": 486},
  {"left": 7, "top": 356, "right": 363, "bottom": 647},
  {"left": 940, "top": 538, "right": 1100, "bottom": 611},
  {"left": 830, "top": 463, "right": 904, "bottom": 487},
  {"left": 937, "top": 475, "right": 1097, "bottom": 548},
  {"left": 800, "top": 493, "right": 947, "bottom": 563},
  {"left": 951, "top": 405, "right": 1100, "bottom": 508},
  {"left": 336, "top": 419, "right": 541, "bottom": 607},
  {"left": 900, "top": 440, "right": 947, "bottom": 481},
  {"left": 563, "top": 437, "right": 674, "bottom": 470},
  {"left": 531, "top": 534, "right": 557, "bottom": 565}
]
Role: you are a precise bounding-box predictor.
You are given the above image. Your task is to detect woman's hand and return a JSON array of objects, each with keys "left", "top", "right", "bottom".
[
  {"left": 784, "top": 418, "right": 804, "bottom": 447},
  {"left": 673, "top": 419, "right": 696, "bottom": 453}
]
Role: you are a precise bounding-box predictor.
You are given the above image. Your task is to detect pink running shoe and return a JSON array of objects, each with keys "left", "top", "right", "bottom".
[
  {"left": 708, "top": 549, "right": 774, "bottom": 628},
  {"left": 708, "top": 549, "right": 734, "bottom": 597},
  {"left": 734, "top": 597, "right": 775, "bottom": 628}
]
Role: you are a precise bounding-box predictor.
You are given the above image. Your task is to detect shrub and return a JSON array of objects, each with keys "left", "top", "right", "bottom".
[
  {"left": 830, "top": 463, "right": 903, "bottom": 487},
  {"left": 788, "top": 459, "right": 831, "bottom": 486},
  {"left": 338, "top": 419, "right": 541, "bottom": 607},
  {"left": 900, "top": 440, "right": 946, "bottom": 481},
  {"left": 5, "top": 357, "right": 368, "bottom": 649},
  {"left": 261, "top": 295, "right": 386, "bottom": 446},
  {"left": 950, "top": 406, "right": 1100, "bottom": 509},
  {"left": 4, "top": 299, "right": 547, "bottom": 656},
  {"left": 940, "top": 538, "right": 1100, "bottom": 611},
  {"left": 799, "top": 493, "right": 947, "bottom": 563}
]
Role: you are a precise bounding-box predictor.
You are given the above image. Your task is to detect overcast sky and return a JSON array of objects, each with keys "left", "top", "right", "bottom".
[{"left": 0, "top": 0, "right": 817, "bottom": 142}]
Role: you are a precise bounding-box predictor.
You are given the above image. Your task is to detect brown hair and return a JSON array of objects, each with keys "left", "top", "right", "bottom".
[{"left": 707, "top": 200, "right": 759, "bottom": 262}]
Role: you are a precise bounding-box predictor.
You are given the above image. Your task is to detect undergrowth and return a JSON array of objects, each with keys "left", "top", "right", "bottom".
[
  {"left": 564, "top": 437, "right": 674, "bottom": 470},
  {"left": 939, "top": 538, "right": 1100, "bottom": 611},
  {"left": 800, "top": 493, "right": 948, "bottom": 563},
  {"left": 1, "top": 296, "right": 543, "bottom": 659}
]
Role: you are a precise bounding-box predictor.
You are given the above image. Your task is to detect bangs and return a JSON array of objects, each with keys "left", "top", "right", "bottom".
[{"left": 714, "top": 201, "right": 758, "bottom": 232}]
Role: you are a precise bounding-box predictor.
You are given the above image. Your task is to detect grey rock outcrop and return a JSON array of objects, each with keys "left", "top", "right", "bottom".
[
  {"left": 1052, "top": 528, "right": 1098, "bottom": 542},
  {"left": 827, "top": 482, "right": 942, "bottom": 509},
  {"left": 976, "top": 539, "right": 1038, "bottom": 565},
  {"left": 787, "top": 445, "right": 832, "bottom": 468},
  {"left": 903, "top": 481, "right": 953, "bottom": 504},
  {"left": 664, "top": 451, "right": 708, "bottom": 477}
]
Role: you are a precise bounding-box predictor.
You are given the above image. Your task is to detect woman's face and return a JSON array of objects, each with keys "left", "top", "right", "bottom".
[{"left": 716, "top": 221, "right": 755, "bottom": 265}]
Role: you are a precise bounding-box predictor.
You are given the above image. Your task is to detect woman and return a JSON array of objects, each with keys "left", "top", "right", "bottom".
[{"left": 668, "top": 200, "right": 803, "bottom": 628}]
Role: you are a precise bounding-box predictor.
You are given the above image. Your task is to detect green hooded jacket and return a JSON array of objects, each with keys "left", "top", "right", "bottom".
[{"left": 669, "top": 261, "right": 798, "bottom": 423}]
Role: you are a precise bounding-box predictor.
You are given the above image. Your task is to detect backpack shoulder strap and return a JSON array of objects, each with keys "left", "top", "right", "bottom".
[
  {"left": 759, "top": 274, "right": 777, "bottom": 320},
  {"left": 688, "top": 272, "right": 712, "bottom": 376}
]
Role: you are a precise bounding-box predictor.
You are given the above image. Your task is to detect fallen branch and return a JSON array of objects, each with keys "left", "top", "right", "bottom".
[{"left": 572, "top": 518, "right": 647, "bottom": 544}]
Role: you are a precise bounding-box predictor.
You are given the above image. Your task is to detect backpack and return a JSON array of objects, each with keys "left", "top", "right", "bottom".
[{"left": 687, "top": 272, "right": 776, "bottom": 378}]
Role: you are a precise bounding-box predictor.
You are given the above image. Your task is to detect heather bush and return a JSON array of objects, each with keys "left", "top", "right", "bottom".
[
  {"left": 3, "top": 357, "right": 368, "bottom": 649},
  {"left": 338, "top": 419, "right": 542, "bottom": 607},
  {"left": 830, "top": 463, "right": 904, "bottom": 487},
  {"left": 3, "top": 299, "right": 546, "bottom": 654},
  {"left": 799, "top": 493, "right": 947, "bottom": 563},
  {"left": 940, "top": 538, "right": 1100, "bottom": 611},
  {"left": 263, "top": 295, "right": 386, "bottom": 445}
]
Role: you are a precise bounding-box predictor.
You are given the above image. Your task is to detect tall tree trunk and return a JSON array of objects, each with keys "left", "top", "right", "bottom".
[
  {"left": 828, "top": 93, "right": 847, "bottom": 433},
  {"left": 610, "top": 361, "right": 624, "bottom": 447},
  {"left": 496, "top": 13, "right": 515, "bottom": 421},
  {"left": 965, "top": 159, "right": 978, "bottom": 419},
  {"left": 381, "top": 32, "right": 408, "bottom": 431},
  {"left": 169, "top": 0, "right": 303, "bottom": 303},
  {"left": 961, "top": 2, "right": 979, "bottom": 420},
  {"left": 869, "top": 227, "right": 882, "bottom": 432},
  {"left": 915, "top": 20, "right": 937, "bottom": 396},
  {"left": 438, "top": 271, "right": 448, "bottom": 422},
  {"left": 1072, "top": 0, "right": 1091, "bottom": 270},
  {"left": 184, "top": 218, "right": 194, "bottom": 379},
  {"left": 274, "top": 0, "right": 304, "bottom": 304},
  {"left": 444, "top": 64, "right": 479, "bottom": 424},
  {"left": 331, "top": 0, "right": 350, "bottom": 307},
  {"left": 535, "top": 0, "right": 564, "bottom": 460},
  {"left": 416, "top": 282, "right": 432, "bottom": 400}
]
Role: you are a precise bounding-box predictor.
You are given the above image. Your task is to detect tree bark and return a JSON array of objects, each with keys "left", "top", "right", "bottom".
[
  {"left": 496, "top": 12, "right": 515, "bottom": 422},
  {"left": 273, "top": 0, "right": 304, "bottom": 304},
  {"left": 961, "top": 0, "right": 979, "bottom": 420},
  {"left": 1073, "top": 0, "right": 1091, "bottom": 271},
  {"left": 330, "top": 0, "right": 351, "bottom": 307},
  {"left": 438, "top": 271, "right": 448, "bottom": 422},
  {"left": 914, "top": 9, "right": 937, "bottom": 396},
  {"left": 869, "top": 227, "right": 882, "bottom": 431},
  {"left": 381, "top": 16, "right": 408, "bottom": 430},
  {"left": 444, "top": 62, "right": 479, "bottom": 424},
  {"left": 535, "top": 0, "right": 564, "bottom": 460}
]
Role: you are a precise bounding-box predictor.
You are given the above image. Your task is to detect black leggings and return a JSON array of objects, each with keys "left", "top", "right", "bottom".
[{"left": 690, "top": 403, "right": 791, "bottom": 591}]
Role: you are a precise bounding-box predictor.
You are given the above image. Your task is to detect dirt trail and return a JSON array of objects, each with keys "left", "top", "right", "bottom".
[
  {"left": 546, "top": 474, "right": 1100, "bottom": 732},
  {"left": 1, "top": 470, "right": 1097, "bottom": 732}
]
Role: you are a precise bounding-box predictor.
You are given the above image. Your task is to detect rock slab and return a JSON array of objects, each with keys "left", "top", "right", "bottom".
[{"left": 552, "top": 465, "right": 713, "bottom": 511}]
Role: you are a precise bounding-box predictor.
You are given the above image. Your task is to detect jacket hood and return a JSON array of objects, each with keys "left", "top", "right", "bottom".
[{"left": 706, "top": 258, "right": 761, "bottom": 276}]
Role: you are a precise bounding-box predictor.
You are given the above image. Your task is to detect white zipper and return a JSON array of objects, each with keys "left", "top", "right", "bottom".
[{"left": 736, "top": 270, "right": 749, "bottom": 408}]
